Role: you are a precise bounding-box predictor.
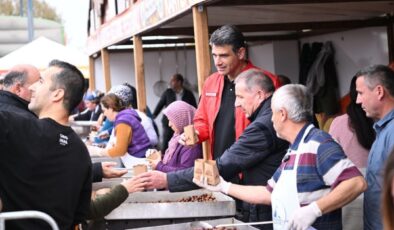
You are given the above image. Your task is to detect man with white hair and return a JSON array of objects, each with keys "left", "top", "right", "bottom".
[
  {"left": 0, "top": 64, "right": 40, "bottom": 118},
  {"left": 195, "top": 84, "right": 367, "bottom": 230}
]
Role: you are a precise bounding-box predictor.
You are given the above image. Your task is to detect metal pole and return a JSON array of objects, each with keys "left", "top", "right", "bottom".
[
  {"left": 27, "top": 0, "right": 34, "bottom": 41},
  {"left": 0, "top": 211, "right": 59, "bottom": 230}
]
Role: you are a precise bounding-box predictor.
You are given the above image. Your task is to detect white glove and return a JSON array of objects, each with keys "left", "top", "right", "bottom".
[
  {"left": 193, "top": 176, "right": 231, "bottom": 194},
  {"left": 87, "top": 145, "right": 107, "bottom": 157},
  {"left": 288, "top": 201, "right": 322, "bottom": 230}
]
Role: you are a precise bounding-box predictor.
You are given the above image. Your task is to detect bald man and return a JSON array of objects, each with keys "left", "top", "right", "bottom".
[{"left": 0, "top": 64, "right": 40, "bottom": 118}]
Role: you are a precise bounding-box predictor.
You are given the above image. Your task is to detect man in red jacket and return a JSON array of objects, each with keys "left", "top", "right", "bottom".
[{"left": 193, "top": 24, "right": 279, "bottom": 160}]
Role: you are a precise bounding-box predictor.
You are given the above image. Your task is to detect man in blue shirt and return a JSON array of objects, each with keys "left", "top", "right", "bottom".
[{"left": 355, "top": 65, "right": 394, "bottom": 230}]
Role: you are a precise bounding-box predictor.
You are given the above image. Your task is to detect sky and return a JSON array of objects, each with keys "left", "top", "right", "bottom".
[{"left": 44, "top": 0, "right": 90, "bottom": 52}]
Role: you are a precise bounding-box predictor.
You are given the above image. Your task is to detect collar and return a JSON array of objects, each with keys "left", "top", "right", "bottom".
[
  {"left": 290, "top": 123, "right": 312, "bottom": 150},
  {"left": 248, "top": 96, "right": 272, "bottom": 121},
  {"left": 0, "top": 90, "right": 30, "bottom": 108},
  {"left": 373, "top": 109, "right": 394, "bottom": 133}
]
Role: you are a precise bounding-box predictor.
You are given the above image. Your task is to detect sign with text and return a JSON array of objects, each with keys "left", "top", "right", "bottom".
[{"left": 87, "top": 0, "right": 205, "bottom": 55}]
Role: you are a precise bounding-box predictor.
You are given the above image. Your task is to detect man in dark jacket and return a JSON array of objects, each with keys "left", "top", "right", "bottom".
[
  {"left": 0, "top": 60, "right": 92, "bottom": 230},
  {"left": 138, "top": 69, "right": 288, "bottom": 229},
  {"left": 0, "top": 64, "right": 40, "bottom": 118},
  {"left": 153, "top": 73, "right": 197, "bottom": 151},
  {"left": 69, "top": 92, "right": 103, "bottom": 121}
]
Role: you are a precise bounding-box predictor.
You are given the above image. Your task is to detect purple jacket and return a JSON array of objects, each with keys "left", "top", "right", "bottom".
[
  {"left": 156, "top": 142, "right": 202, "bottom": 173},
  {"left": 115, "top": 109, "right": 150, "bottom": 157}
]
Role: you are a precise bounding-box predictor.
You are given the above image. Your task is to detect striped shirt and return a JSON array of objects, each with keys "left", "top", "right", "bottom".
[{"left": 267, "top": 124, "right": 362, "bottom": 229}]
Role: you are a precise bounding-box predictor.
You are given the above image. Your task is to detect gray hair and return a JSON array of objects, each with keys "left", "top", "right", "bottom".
[
  {"left": 355, "top": 64, "right": 394, "bottom": 97},
  {"left": 271, "top": 84, "right": 313, "bottom": 123},
  {"left": 3, "top": 71, "right": 27, "bottom": 88},
  {"left": 235, "top": 69, "right": 275, "bottom": 93}
]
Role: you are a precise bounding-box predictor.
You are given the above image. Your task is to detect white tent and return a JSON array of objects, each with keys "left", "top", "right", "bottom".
[{"left": 0, "top": 37, "right": 89, "bottom": 77}]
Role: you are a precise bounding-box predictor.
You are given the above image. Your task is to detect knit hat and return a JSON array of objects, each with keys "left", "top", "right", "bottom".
[
  {"left": 109, "top": 84, "right": 133, "bottom": 107},
  {"left": 163, "top": 101, "right": 196, "bottom": 133}
]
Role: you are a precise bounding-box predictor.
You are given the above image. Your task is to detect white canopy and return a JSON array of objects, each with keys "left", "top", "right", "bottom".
[{"left": 0, "top": 37, "right": 89, "bottom": 77}]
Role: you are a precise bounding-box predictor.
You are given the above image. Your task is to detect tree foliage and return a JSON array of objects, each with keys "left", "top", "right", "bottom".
[{"left": 0, "top": 0, "right": 61, "bottom": 22}]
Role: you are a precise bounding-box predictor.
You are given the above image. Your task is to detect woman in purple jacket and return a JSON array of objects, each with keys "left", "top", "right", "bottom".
[
  {"left": 149, "top": 101, "right": 202, "bottom": 172},
  {"left": 87, "top": 94, "right": 151, "bottom": 166}
]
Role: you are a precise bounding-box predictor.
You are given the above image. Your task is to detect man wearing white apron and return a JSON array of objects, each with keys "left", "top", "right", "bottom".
[{"left": 195, "top": 84, "right": 367, "bottom": 230}]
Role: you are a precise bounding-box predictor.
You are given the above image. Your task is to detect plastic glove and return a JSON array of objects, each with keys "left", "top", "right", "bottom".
[
  {"left": 87, "top": 145, "right": 107, "bottom": 157},
  {"left": 193, "top": 176, "right": 231, "bottom": 194},
  {"left": 288, "top": 201, "right": 322, "bottom": 230}
]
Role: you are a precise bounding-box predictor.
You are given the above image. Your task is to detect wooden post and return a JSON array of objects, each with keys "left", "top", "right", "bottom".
[
  {"left": 192, "top": 5, "right": 211, "bottom": 160},
  {"left": 133, "top": 35, "right": 147, "bottom": 112},
  {"left": 192, "top": 5, "right": 211, "bottom": 94},
  {"left": 88, "top": 56, "right": 96, "bottom": 91},
  {"left": 101, "top": 48, "right": 111, "bottom": 92}
]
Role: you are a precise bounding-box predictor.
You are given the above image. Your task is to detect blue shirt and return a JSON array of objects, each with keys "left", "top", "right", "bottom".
[{"left": 364, "top": 109, "right": 394, "bottom": 230}]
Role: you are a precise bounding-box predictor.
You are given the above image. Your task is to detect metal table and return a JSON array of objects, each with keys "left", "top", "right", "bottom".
[
  {"left": 95, "top": 189, "right": 236, "bottom": 230},
  {"left": 130, "top": 218, "right": 259, "bottom": 230}
]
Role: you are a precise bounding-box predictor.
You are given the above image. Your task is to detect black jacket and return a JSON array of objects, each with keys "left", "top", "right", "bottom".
[
  {"left": 153, "top": 88, "right": 197, "bottom": 119},
  {"left": 92, "top": 162, "right": 103, "bottom": 183},
  {"left": 167, "top": 97, "right": 288, "bottom": 190},
  {"left": 0, "top": 90, "right": 36, "bottom": 118},
  {"left": 0, "top": 111, "right": 92, "bottom": 230},
  {"left": 74, "top": 105, "right": 102, "bottom": 121}
]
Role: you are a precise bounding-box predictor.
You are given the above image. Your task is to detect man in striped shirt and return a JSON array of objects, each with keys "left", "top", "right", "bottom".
[{"left": 195, "top": 84, "right": 367, "bottom": 230}]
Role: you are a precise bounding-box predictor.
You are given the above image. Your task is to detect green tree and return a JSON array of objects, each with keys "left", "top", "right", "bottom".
[
  {"left": 0, "top": 0, "right": 61, "bottom": 22},
  {"left": 0, "top": 0, "right": 15, "bottom": 15}
]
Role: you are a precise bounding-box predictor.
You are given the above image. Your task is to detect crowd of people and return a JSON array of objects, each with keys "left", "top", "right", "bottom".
[{"left": 0, "top": 24, "right": 393, "bottom": 230}]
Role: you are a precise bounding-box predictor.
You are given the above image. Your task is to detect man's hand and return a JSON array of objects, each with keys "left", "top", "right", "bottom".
[
  {"left": 192, "top": 176, "right": 231, "bottom": 194},
  {"left": 288, "top": 201, "right": 322, "bottom": 230},
  {"left": 135, "top": 170, "right": 168, "bottom": 190},
  {"left": 121, "top": 177, "right": 147, "bottom": 193},
  {"left": 102, "top": 162, "right": 127, "bottom": 179}
]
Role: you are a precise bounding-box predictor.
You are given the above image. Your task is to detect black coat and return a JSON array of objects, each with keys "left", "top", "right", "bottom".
[
  {"left": 74, "top": 105, "right": 102, "bottom": 121},
  {"left": 0, "top": 90, "right": 36, "bottom": 118},
  {"left": 166, "top": 97, "right": 288, "bottom": 227},
  {"left": 167, "top": 97, "right": 288, "bottom": 190},
  {"left": 153, "top": 88, "right": 197, "bottom": 119}
]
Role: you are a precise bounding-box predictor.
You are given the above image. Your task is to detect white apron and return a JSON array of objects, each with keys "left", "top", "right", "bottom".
[
  {"left": 106, "top": 129, "right": 148, "bottom": 169},
  {"left": 271, "top": 124, "right": 316, "bottom": 230}
]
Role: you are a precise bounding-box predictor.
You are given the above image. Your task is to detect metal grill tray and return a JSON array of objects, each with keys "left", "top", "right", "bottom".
[
  {"left": 105, "top": 189, "right": 236, "bottom": 220},
  {"left": 129, "top": 218, "right": 259, "bottom": 230}
]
